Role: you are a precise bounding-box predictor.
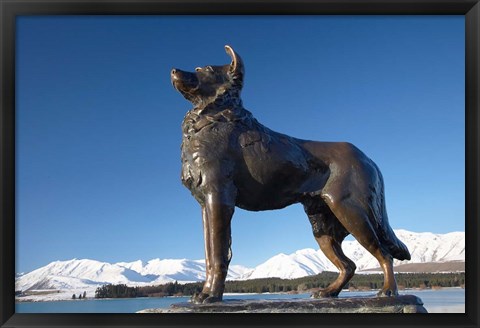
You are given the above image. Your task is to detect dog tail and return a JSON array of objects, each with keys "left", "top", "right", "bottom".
[
  {"left": 372, "top": 165, "right": 411, "bottom": 261},
  {"left": 379, "top": 218, "right": 411, "bottom": 261}
]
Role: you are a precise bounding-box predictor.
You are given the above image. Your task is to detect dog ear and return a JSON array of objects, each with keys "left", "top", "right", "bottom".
[{"left": 225, "top": 45, "right": 244, "bottom": 88}]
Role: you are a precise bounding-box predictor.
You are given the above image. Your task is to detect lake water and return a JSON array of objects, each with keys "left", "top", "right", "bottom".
[{"left": 16, "top": 288, "right": 465, "bottom": 313}]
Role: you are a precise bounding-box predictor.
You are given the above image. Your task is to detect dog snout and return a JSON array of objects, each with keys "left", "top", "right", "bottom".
[{"left": 171, "top": 68, "right": 178, "bottom": 78}]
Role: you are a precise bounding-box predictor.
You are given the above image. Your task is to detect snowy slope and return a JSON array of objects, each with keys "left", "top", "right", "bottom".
[
  {"left": 116, "top": 258, "right": 251, "bottom": 283},
  {"left": 15, "top": 258, "right": 251, "bottom": 292},
  {"left": 340, "top": 230, "right": 465, "bottom": 272},
  {"left": 391, "top": 230, "right": 465, "bottom": 263},
  {"left": 244, "top": 249, "right": 336, "bottom": 280},
  {"left": 16, "top": 258, "right": 152, "bottom": 291},
  {"left": 16, "top": 230, "right": 465, "bottom": 292},
  {"left": 241, "top": 230, "right": 465, "bottom": 279}
]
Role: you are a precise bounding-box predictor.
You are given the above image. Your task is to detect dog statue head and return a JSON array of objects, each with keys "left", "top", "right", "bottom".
[{"left": 171, "top": 45, "right": 244, "bottom": 108}]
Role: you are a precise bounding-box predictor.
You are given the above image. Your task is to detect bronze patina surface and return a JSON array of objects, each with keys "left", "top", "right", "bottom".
[{"left": 171, "top": 45, "right": 411, "bottom": 304}]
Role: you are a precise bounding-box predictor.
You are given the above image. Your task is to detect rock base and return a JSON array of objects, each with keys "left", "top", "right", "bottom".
[{"left": 138, "top": 295, "right": 428, "bottom": 313}]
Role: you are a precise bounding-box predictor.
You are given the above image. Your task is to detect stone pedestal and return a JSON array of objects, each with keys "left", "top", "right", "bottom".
[{"left": 138, "top": 295, "right": 428, "bottom": 313}]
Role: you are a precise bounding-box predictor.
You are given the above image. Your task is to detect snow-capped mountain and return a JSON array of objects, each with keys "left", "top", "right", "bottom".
[
  {"left": 241, "top": 230, "right": 465, "bottom": 280},
  {"left": 243, "top": 249, "right": 336, "bottom": 280},
  {"left": 15, "top": 258, "right": 251, "bottom": 292},
  {"left": 16, "top": 230, "right": 464, "bottom": 293},
  {"left": 392, "top": 230, "right": 465, "bottom": 263}
]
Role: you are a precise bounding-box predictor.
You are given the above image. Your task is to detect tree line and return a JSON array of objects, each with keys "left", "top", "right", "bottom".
[{"left": 94, "top": 271, "right": 465, "bottom": 299}]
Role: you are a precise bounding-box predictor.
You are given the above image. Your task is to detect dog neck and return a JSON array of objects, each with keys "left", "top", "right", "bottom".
[
  {"left": 183, "top": 100, "right": 253, "bottom": 137},
  {"left": 194, "top": 87, "right": 243, "bottom": 115}
]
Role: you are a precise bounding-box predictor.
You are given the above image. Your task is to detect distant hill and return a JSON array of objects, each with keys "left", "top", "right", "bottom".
[
  {"left": 16, "top": 230, "right": 464, "bottom": 294},
  {"left": 241, "top": 230, "right": 465, "bottom": 279}
]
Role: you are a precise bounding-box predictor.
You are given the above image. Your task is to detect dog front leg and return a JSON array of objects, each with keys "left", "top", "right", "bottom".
[
  {"left": 191, "top": 206, "right": 214, "bottom": 304},
  {"left": 198, "top": 192, "right": 235, "bottom": 303}
]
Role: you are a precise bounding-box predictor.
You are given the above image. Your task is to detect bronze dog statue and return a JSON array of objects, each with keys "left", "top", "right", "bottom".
[{"left": 171, "top": 45, "right": 410, "bottom": 304}]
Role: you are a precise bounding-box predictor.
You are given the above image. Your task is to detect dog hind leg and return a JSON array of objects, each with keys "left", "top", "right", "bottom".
[
  {"left": 313, "top": 234, "right": 356, "bottom": 297},
  {"left": 303, "top": 199, "right": 355, "bottom": 297},
  {"left": 322, "top": 190, "right": 399, "bottom": 296}
]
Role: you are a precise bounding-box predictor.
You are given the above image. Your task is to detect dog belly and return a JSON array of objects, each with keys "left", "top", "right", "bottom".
[
  {"left": 234, "top": 164, "right": 322, "bottom": 211},
  {"left": 235, "top": 187, "right": 299, "bottom": 211}
]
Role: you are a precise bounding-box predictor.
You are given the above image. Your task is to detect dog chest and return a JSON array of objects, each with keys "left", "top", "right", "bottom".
[{"left": 180, "top": 121, "right": 237, "bottom": 193}]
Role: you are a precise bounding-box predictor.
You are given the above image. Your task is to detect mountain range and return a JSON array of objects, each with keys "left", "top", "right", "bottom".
[{"left": 16, "top": 230, "right": 465, "bottom": 294}]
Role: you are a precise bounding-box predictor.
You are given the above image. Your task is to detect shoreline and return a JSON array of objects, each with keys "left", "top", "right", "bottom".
[
  {"left": 15, "top": 288, "right": 466, "bottom": 313},
  {"left": 15, "top": 286, "right": 465, "bottom": 303}
]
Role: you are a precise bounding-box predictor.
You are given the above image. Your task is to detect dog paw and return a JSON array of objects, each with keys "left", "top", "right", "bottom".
[
  {"left": 202, "top": 295, "right": 222, "bottom": 304},
  {"left": 377, "top": 288, "right": 398, "bottom": 297},
  {"left": 191, "top": 292, "right": 209, "bottom": 304},
  {"left": 311, "top": 288, "right": 340, "bottom": 298},
  {"left": 191, "top": 292, "right": 223, "bottom": 304}
]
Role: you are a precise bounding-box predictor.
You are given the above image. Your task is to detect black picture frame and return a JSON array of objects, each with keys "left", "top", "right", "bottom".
[{"left": 1, "top": 0, "right": 478, "bottom": 327}]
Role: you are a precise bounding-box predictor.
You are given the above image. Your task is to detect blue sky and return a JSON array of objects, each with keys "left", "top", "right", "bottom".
[{"left": 16, "top": 16, "right": 465, "bottom": 273}]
